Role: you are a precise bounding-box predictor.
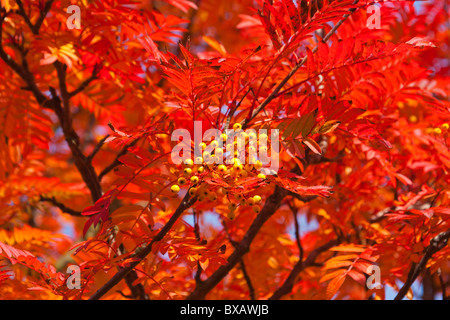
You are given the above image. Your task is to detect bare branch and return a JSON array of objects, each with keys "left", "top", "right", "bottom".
[
  {"left": 98, "top": 138, "right": 140, "bottom": 181},
  {"left": 39, "top": 196, "right": 82, "bottom": 217},
  {"left": 187, "top": 184, "right": 288, "bottom": 300},
  {"left": 269, "top": 239, "right": 339, "bottom": 300},
  {"left": 395, "top": 229, "right": 450, "bottom": 300},
  {"left": 240, "top": 260, "right": 256, "bottom": 300},
  {"left": 88, "top": 192, "right": 197, "bottom": 300},
  {"left": 68, "top": 66, "right": 100, "bottom": 98},
  {"left": 87, "top": 134, "right": 110, "bottom": 163}
]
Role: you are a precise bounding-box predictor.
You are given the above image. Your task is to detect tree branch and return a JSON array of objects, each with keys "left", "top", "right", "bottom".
[
  {"left": 269, "top": 239, "right": 339, "bottom": 300},
  {"left": 187, "top": 184, "right": 288, "bottom": 300},
  {"left": 68, "top": 66, "right": 100, "bottom": 98},
  {"left": 98, "top": 138, "right": 140, "bottom": 181},
  {"left": 39, "top": 196, "right": 82, "bottom": 217},
  {"left": 32, "top": 0, "right": 54, "bottom": 34},
  {"left": 222, "top": 219, "right": 256, "bottom": 300},
  {"left": 394, "top": 229, "right": 450, "bottom": 300},
  {"left": 241, "top": 0, "right": 359, "bottom": 128},
  {"left": 87, "top": 134, "right": 110, "bottom": 163},
  {"left": 88, "top": 192, "right": 197, "bottom": 300},
  {"left": 240, "top": 260, "right": 256, "bottom": 300}
]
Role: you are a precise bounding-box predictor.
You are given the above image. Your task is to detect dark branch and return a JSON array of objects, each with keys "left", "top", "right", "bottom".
[
  {"left": 88, "top": 192, "right": 197, "bottom": 300},
  {"left": 269, "top": 239, "right": 339, "bottom": 300},
  {"left": 289, "top": 202, "right": 304, "bottom": 263},
  {"left": 98, "top": 138, "right": 140, "bottom": 181},
  {"left": 187, "top": 184, "right": 288, "bottom": 300},
  {"left": 240, "top": 260, "right": 256, "bottom": 300},
  {"left": 68, "top": 66, "right": 100, "bottom": 98},
  {"left": 39, "top": 196, "right": 82, "bottom": 217},
  {"left": 395, "top": 230, "right": 450, "bottom": 300},
  {"left": 87, "top": 134, "right": 110, "bottom": 163}
]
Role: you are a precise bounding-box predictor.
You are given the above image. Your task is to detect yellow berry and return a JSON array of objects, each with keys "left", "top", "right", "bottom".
[
  {"left": 233, "top": 123, "right": 242, "bottom": 131},
  {"left": 195, "top": 157, "right": 203, "bottom": 164},
  {"left": 184, "top": 168, "right": 192, "bottom": 176},
  {"left": 178, "top": 177, "right": 187, "bottom": 185},
  {"left": 409, "top": 115, "right": 418, "bottom": 123},
  {"left": 189, "top": 187, "right": 197, "bottom": 196},
  {"left": 260, "top": 146, "right": 268, "bottom": 153},
  {"left": 198, "top": 195, "right": 206, "bottom": 202},
  {"left": 253, "top": 205, "right": 261, "bottom": 213},
  {"left": 248, "top": 146, "right": 256, "bottom": 154},
  {"left": 434, "top": 128, "right": 442, "bottom": 134},
  {"left": 203, "top": 151, "right": 211, "bottom": 159},
  {"left": 171, "top": 185, "right": 180, "bottom": 194},
  {"left": 442, "top": 123, "right": 449, "bottom": 130},
  {"left": 246, "top": 198, "right": 255, "bottom": 206},
  {"left": 257, "top": 173, "right": 266, "bottom": 179},
  {"left": 227, "top": 211, "right": 236, "bottom": 220},
  {"left": 234, "top": 193, "right": 243, "bottom": 201},
  {"left": 184, "top": 158, "right": 193, "bottom": 167},
  {"left": 220, "top": 133, "right": 228, "bottom": 141},
  {"left": 199, "top": 142, "right": 207, "bottom": 150},
  {"left": 253, "top": 195, "right": 262, "bottom": 204},
  {"left": 228, "top": 203, "right": 237, "bottom": 211},
  {"left": 248, "top": 132, "right": 257, "bottom": 140},
  {"left": 240, "top": 170, "right": 248, "bottom": 178},
  {"left": 244, "top": 164, "right": 253, "bottom": 172},
  {"left": 190, "top": 176, "right": 199, "bottom": 184},
  {"left": 215, "top": 148, "right": 224, "bottom": 157},
  {"left": 197, "top": 166, "right": 205, "bottom": 173},
  {"left": 239, "top": 131, "right": 248, "bottom": 139},
  {"left": 211, "top": 140, "right": 219, "bottom": 149},
  {"left": 255, "top": 160, "right": 263, "bottom": 170},
  {"left": 232, "top": 158, "right": 241, "bottom": 165},
  {"left": 208, "top": 192, "right": 217, "bottom": 201},
  {"left": 218, "top": 164, "right": 227, "bottom": 173},
  {"left": 259, "top": 133, "right": 268, "bottom": 141},
  {"left": 212, "top": 155, "right": 220, "bottom": 163}
]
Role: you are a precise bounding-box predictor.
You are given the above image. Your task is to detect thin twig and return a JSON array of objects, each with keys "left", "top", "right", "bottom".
[
  {"left": 240, "top": 260, "right": 256, "bottom": 300},
  {"left": 68, "top": 66, "right": 99, "bottom": 98},
  {"left": 289, "top": 202, "right": 304, "bottom": 263},
  {"left": 98, "top": 138, "right": 140, "bottom": 181},
  {"left": 241, "top": 0, "right": 360, "bottom": 129},
  {"left": 87, "top": 134, "right": 110, "bottom": 163},
  {"left": 437, "top": 268, "right": 447, "bottom": 300},
  {"left": 39, "top": 196, "right": 82, "bottom": 217}
]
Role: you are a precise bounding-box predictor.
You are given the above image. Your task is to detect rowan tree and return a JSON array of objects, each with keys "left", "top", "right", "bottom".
[{"left": 0, "top": 0, "right": 449, "bottom": 300}]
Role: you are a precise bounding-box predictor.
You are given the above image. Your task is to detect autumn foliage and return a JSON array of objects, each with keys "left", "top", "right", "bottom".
[{"left": 0, "top": 0, "right": 449, "bottom": 300}]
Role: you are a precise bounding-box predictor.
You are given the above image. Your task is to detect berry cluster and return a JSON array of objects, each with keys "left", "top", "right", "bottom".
[
  {"left": 170, "top": 123, "right": 271, "bottom": 219},
  {"left": 425, "top": 123, "right": 449, "bottom": 135}
]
